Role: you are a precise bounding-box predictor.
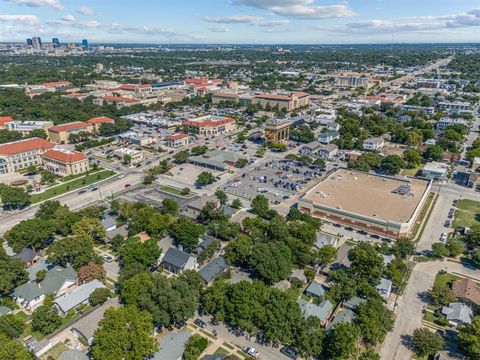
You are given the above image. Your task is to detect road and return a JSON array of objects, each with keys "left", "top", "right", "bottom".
[{"left": 380, "top": 260, "right": 480, "bottom": 360}]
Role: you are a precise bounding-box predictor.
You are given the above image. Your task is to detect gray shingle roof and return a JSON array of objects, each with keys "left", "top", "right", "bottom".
[
  {"left": 54, "top": 280, "right": 106, "bottom": 313},
  {"left": 153, "top": 331, "right": 191, "bottom": 360},
  {"left": 305, "top": 281, "right": 328, "bottom": 298},
  {"left": 58, "top": 350, "right": 89, "bottom": 360},
  {"left": 342, "top": 296, "right": 367, "bottom": 312},
  {"left": 442, "top": 302, "right": 473, "bottom": 324},
  {"left": 199, "top": 257, "right": 228, "bottom": 283},
  {"left": 326, "top": 309, "right": 356, "bottom": 330},
  {"left": 13, "top": 248, "right": 37, "bottom": 263},
  {"left": 162, "top": 248, "right": 191, "bottom": 269},
  {"left": 297, "top": 299, "right": 333, "bottom": 321},
  {"left": 0, "top": 305, "right": 11, "bottom": 315}
]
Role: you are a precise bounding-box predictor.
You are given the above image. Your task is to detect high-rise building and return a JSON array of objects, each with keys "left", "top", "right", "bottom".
[
  {"left": 82, "top": 39, "right": 89, "bottom": 50},
  {"left": 32, "top": 36, "right": 42, "bottom": 51},
  {"left": 95, "top": 63, "right": 104, "bottom": 73},
  {"left": 52, "top": 38, "right": 60, "bottom": 46},
  {"left": 26, "top": 38, "right": 33, "bottom": 46}
]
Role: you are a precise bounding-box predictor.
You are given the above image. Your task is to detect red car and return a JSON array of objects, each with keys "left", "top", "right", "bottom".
[{"left": 124, "top": 184, "right": 131, "bottom": 188}]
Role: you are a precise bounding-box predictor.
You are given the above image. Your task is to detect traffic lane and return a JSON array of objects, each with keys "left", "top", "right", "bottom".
[{"left": 196, "top": 315, "right": 293, "bottom": 360}]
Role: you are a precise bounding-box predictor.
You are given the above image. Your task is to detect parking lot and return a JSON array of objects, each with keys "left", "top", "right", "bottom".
[{"left": 223, "top": 159, "right": 324, "bottom": 203}]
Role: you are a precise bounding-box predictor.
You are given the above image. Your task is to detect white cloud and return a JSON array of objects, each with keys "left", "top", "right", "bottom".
[
  {"left": 234, "top": 0, "right": 355, "bottom": 19},
  {"left": 47, "top": 14, "right": 77, "bottom": 26},
  {"left": 204, "top": 15, "right": 288, "bottom": 27},
  {"left": 0, "top": 14, "right": 39, "bottom": 25},
  {"left": 209, "top": 26, "right": 231, "bottom": 33},
  {"left": 77, "top": 6, "right": 94, "bottom": 15},
  {"left": 5, "top": 0, "right": 63, "bottom": 11}
]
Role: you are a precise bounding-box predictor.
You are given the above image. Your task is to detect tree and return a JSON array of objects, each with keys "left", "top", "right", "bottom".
[
  {"left": 183, "top": 334, "right": 209, "bottom": 360},
  {"left": 78, "top": 262, "right": 106, "bottom": 283},
  {"left": 458, "top": 316, "right": 480, "bottom": 359},
  {"left": 294, "top": 317, "right": 324, "bottom": 358},
  {"left": 89, "top": 288, "right": 112, "bottom": 306},
  {"left": 47, "top": 235, "right": 100, "bottom": 270},
  {"left": 423, "top": 145, "right": 443, "bottom": 161},
  {"left": 0, "top": 184, "right": 31, "bottom": 209},
  {"left": 348, "top": 243, "right": 384, "bottom": 285},
  {"left": 235, "top": 158, "right": 248, "bottom": 168},
  {"left": 174, "top": 150, "right": 190, "bottom": 163},
  {"left": 119, "top": 237, "right": 161, "bottom": 272},
  {"left": 380, "top": 155, "right": 406, "bottom": 175},
  {"left": 0, "top": 333, "right": 33, "bottom": 360},
  {"left": 323, "top": 322, "right": 360, "bottom": 360},
  {"left": 403, "top": 149, "right": 422, "bottom": 168},
  {"left": 71, "top": 218, "right": 106, "bottom": 241},
  {"left": 315, "top": 245, "right": 336, "bottom": 268},
  {"left": 31, "top": 296, "right": 62, "bottom": 335},
  {"left": 35, "top": 269, "right": 47, "bottom": 283},
  {"left": 465, "top": 223, "right": 480, "bottom": 249},
  {"left": 35, "top": 200, "right": 61, "bottom": 220},
  {"left": 6, "top": 218, "right": 56, "bottom": 252},
  {"left": 190, "top": 146, "right": 208, "bottom": 156},
  {"left": 122, "top": 153, "right": 132, "bottom": 165},
  {"left": 358, "top": 349, "right": 380, "bottom": 360},
  {"left": 251, "top": 195, "right": 269, "bottom": 218},
  {"left": 170, "top": 216, "right": 204, "bottom": 252},
  {"left": 412, "top": 328, "right": 445, "bottom": 357},
  {"left": 327, "top": 269, "right": 357, "bottom": 302},
  {"left": 0, "top": 314, "right": 25, "bottom": 338},
  {"left": 356, "top": 298, "right": 394, "bottom": 345},
  {"left": 215, "top": 189, "right": 228, "bottom": 205},
  {"left": 432, "top": 243, "right": 449, "bottom": 258},
  {"left": 0, "top": 248, "right": 28, "bottom": 297},
  {"left": 199, "top": 201, "right": 222, "bottom": 223},
  {"left": 195, "top": 172, "right": 215, "bottom": 187},
  {"left": 428, "top": 284, "right": 457, "bottom": 307},
  {"left": 160, "top": 198, "right": 179, "bottom": 215},
  {"left": 224, "top": 234, "right": 253, "bottom": 266},
  {"left": 392, "top": 237, "right": 415, "bottom": 259},
  {"left": 91, "top": 306, "right": 157, "bottom": 360},
  {"left": 445, "top": 237, "right": 463, "bottom": 257},
  {"left": 249, "top": 242, "right": 293, "bottom": 284}
]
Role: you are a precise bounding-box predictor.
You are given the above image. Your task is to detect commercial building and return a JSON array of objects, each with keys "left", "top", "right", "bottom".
[
  {"left": 335, "top": 75, "right": 371, "bottom": 88},
  {"left": 298, "top": 168, "right": 432, "bottom": 239},
  {"left": 0, "top": 137, "right": 54, "bottom": 174},
  {"left": 183, "top": 115, "right": 236, "bottom": 137},
  {"left": 42, "top": 148, "right": 90, "bottom": 177},
  {"left": 114, "top": 148, "right": 144, "bottom": 164},
  {"left": 252, "top": 91, "right": 310, "bottom": 112},
  {"left": 165, "top": 133, "right": 190, "bottom": 148},
  {"left": 264, "top": 118, "right": 292, "bottom": 144},
  {"left": 189, "top": 150, "right": 243, "bottom": 171},
  {"left": 422, "top": 162, "right": 449, "bottom": 180},
  {"left": 48, "top": 122, "right": 93, "bottom": 143},
  {"left": 5, "top": 120, "right": 53, "bottom": 135}
]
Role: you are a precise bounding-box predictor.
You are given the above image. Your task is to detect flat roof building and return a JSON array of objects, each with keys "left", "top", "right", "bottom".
[{"left": 298, "top": 168, "right": 431, "bottom": 239}]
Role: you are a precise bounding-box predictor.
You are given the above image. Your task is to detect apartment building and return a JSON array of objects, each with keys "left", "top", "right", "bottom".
[
  {"left": 48, "top": 122, "right": 93, "bottom": 143},
  {"left": 0, "top": 138, "right": 54, "bottom": 174},
  {"left": 183, "top": 115, "right": 236, "bottom": 137},
  {"left": 42, "top": 148, "right": 90, "bottom": 177}
]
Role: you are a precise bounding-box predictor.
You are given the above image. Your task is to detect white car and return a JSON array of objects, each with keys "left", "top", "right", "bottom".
[
  {"left": 243, "top": 347, "right": 260, "bottom": 359},
  {"left": 440, "top": 233, "right": 447, "bottom": 242}
]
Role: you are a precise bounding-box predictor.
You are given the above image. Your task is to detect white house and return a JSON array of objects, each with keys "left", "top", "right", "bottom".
[
  {"left": 318, "top": 131, "right": 340, "bottom": 144},
  {"left": 363, "top": 137, "right": 385, "bottom": 151}
]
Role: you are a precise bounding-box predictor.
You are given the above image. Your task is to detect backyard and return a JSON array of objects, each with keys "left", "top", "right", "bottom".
[{"left": 452, "top": 199, "right": 480, "bottom": 229}]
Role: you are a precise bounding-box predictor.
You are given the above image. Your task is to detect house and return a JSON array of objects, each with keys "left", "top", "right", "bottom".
[
  {"left": 300, "top": 141, "right": 322, "bottom": 155},
  {"left": 58, "top": 350, "right": 89, "bottom": 360},
  {"left": 71, "top": 298, "right": 120, "bottom": 345},
  {"left": 196, "top": 234, "right": 217, "bottom": 254},
  {"left": 290, "top": 269, "right": 307, "bottom": 283},
  {"left": 27, "top": 258, "right": 50, "bottom": 282},
  {"left": 326, "top": 309, "right": 355, "bottom": 330},
  {"left": 398, "top": 115, "right": 411, "bottom": 123},
  {"left": 297, "top": 299, "right": 333, "bottom": 325},
  {"left": 363, "top": 137, "right": 385, "bottom": 151},
  {"left": 54, "top": 280, "right": 106, "bottom": 315},
  {"left": 101, "top": 215, "right": 117, "bottom": 232},
  {"left": 327, "top": 122, "right": 340, "bottom": 132},
  {"left": 436, "top": 117, "right": 468, "bottom": 131},
  {"left": 13, "top": 266, "right": 77, "bottom": 311},
  {"left": 26, "top": 337, "right": 53, "bottom": 358},
  {"left": 441, "top": 302, "right": 473, "bottom": 326},
  {"left": 452, "top": 278, "right": 480, "bottom": 308},
  {"left": 376, "top": 278, "right": 393, "bottom": 301},
  {"left": 315, "top": 232, "right": 338, "bottom": 249},
  {"left": 342, "top": 296, "right": 367, "bottom": 312},
  {"left": 199, "top": 257, "right": 228, "bottom": 284},
  {"left": 161, "top": 248, "right": 197, "bottom": 274},
  {"left": 184, "top": 195, "right": 219, "bottom": 219},
  {"left": 13, "top": 248, "right": 39, "bottom": 267},
  {"left": 422, "top": 162, "right": 449, "bottom": 180},
  {"left": 305, "top": 281, "right": 328, "bottom": 299},
  {"left": 318, "top": 131, "right": 340, "bottom": 144},
  {"left": 317, "top": 144, "right": 338, "bottom": 160},
  {"left": 152, "top": 331, "right": 191, "bottom": 360},
  {"left": 105, "top": 224, "right": 129, "bottom": 243}
]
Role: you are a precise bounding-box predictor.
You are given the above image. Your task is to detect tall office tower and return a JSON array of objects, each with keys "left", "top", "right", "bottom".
[
  {"left": 52, "top": 38, "right": 60, "bottom": 46},
  {"left": 82, "top": 39, "right": 89, "bottom": 50},
  {"left": 26, "top": 38, "right": 33, "bottom": 46},
  {"left": 32, "top": 36, "right": 42, "bottom": 51}
]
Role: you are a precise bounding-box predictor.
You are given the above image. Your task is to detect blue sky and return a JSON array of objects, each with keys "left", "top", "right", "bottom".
[{"left": 1, "top": 0, "right": 480, "bottom": 43}]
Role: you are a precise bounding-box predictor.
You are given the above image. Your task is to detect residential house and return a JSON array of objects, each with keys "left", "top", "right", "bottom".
[
  {"left": 441, "top": 302, "right": 473, "bottom": 326},
  {"left": 297, "top": 299, "right": 333, "bottom": 325},
  {"left": 54, "top": 280, "right": 106, "bottom": 315},
  {"left": 101, "top": 215, "right": 117, "bottom": 232},
  {"left": 326, "top": 309, "right": 356, "bottom": 330},
  {"left": 397, "top": 115, "right": 411, "bottom": 123},
  {"left": 289, "top": 269, "right": 307, "bottom": 283},
  {"left": 105, "top": 224, "right": 129, "bottom": 243},
  {"left": 318, "top": 131, "right": 340, "bottom": 144},
  {"left": 13, "top": 248, "right": 39, "bottom": 267},
  {"left": 363, "top": 137, "right": 385, "bottom": 151},
  {"left": 199, "top": 257, "right": 228, "bottom": 284},
  {"left": 327, "top": 122, "right": 340, "bottom": 132},
  {"left": 305, "top": 281, "right": 328, "bottom": 299},
  {"left": 27, "top": 258, "right": 50, "bottom": 282},
  {"left": 161, "top": 248, "right": 197, "bottom": 274},
  {"left": 13, "top": 266, "right": 77, "bottom": 311},
  {"left": 376, "top": 278, "right": 393, "bottom": 302},
  {"left": 152, "top": 331, "right": 191, "bottom": 360},
  {"left": 452, "top": 278, "right": 480, "bottom": 308},
  {"left": 184, "top": 195, "right": 219, "bottom": 219},
  {"left": 58, "top": 350, "right": 89, "bottom": 360},
  {"left": 422, "top": 162, "right": 449, "bottom": 180},
  {"left": 317, "top": 144, "right": 338, "bottom": 160},
  {"left": 436, "top": 117, "right": 468, "bottom": 131},
  {"left": 299, "top": 141, "right": 322, "bottom": 155},
  {"left": 342, "top": 296, "right": 367, "bottom": 312}
]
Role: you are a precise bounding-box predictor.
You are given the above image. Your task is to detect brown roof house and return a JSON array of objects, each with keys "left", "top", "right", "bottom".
[{"left": 452, "top": 278, "right": 480, "bottom": 309}]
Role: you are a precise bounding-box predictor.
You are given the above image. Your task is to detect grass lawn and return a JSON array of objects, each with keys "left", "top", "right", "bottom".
[
  {"left": 401, "top": 164, "right": 425, "bottom": 177},
  {"left": 222, "top": 342, "right": 235, "bottom": 350},
  {"left": 31, "top": 170, "right": 115, "bottom": 203},
  {"left": 433, "top": 271, "right": 462, "bottom": 288},
  {"left": 59, "top": 167, "right": 104, "bottom": 182},
  {"left": 214, "top": 347, "right": 230, "bottom": 356},
  {"left": 41, "top": 342, "right": 68, "bottom": 360},
  {"left": 412, "top": 193, "right": 437, "bottom": 241},
  {"left": 453, "top": 199, "right": 480, "bottom": 228},
  {"left": 159, "top": 185, "right": 196, "bottom": 198}
]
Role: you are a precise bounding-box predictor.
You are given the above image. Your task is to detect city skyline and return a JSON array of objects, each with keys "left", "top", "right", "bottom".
[{"left": 0, "top": 0, "right": 480, "bottom": 44}]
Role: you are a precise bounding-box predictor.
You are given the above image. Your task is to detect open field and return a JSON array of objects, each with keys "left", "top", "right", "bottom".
[{"left": 453, "top": 199, "right": 480, "bottom": 228}]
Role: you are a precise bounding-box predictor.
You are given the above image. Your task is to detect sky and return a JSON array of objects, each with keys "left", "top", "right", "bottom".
[{"left": 1, "top": 0, "right": 480, "bottom": 44}]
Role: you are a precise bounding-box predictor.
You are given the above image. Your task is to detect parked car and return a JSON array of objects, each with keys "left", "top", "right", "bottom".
[
  {"left": 78, "top": 189, "right": 87, "bottom": 195},
  {"left": 124, "top": 184, "right": 131, "bottom": 188},
  {"left": 91, "top": 187, "right": 98, "bottom": 191},
  {"left": 194, "top": 319, "right": 207, "bottom": 329},
  {"left": 103, "top": 255, "right": 114, "bottom": 263},
  {"left": 280, "top": 346, "right": 298, "bottom": 359},
  {"left": 243, "top": 347, "right": 260, "bottom": 359},
  {"left": 440, "top": 233, "right": 447, "bottom": 242}
]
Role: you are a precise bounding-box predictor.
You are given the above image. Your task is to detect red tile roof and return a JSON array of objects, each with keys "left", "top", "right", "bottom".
[
  {"left": 166, "top": 133, "right": 189, "bottom": 141},
  {"left": 184, "top": 78, "right": 209, "bottom": 84},
  {"left": 256, "top": 93, "right": 292, "bottom": 101},
  {"left": 42, "top": 149, "right": 87, "bottom": 163},
  {"left": 48, "top": 122, "right": 90, "bottom": 133},
  {"left": 0, "top": 116, "right": 13, "bottom": 125},
  {"left": 42, "top": 81, "right": 72, "bottom": 87},
  {"left": 0, "top": 137, "right": 54, "bottom": 155},
  {"left": 86, "top": 117, "right": 114, "bottom": 125},
  {"left": 183, "top": 117, "right": 235, "bottom": 127},
  {"left": 102, "top": 96, "right": 140, "bottom": 103},
  {"left": 293, "top": 91, "right": 310, "bottom": 98}
]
